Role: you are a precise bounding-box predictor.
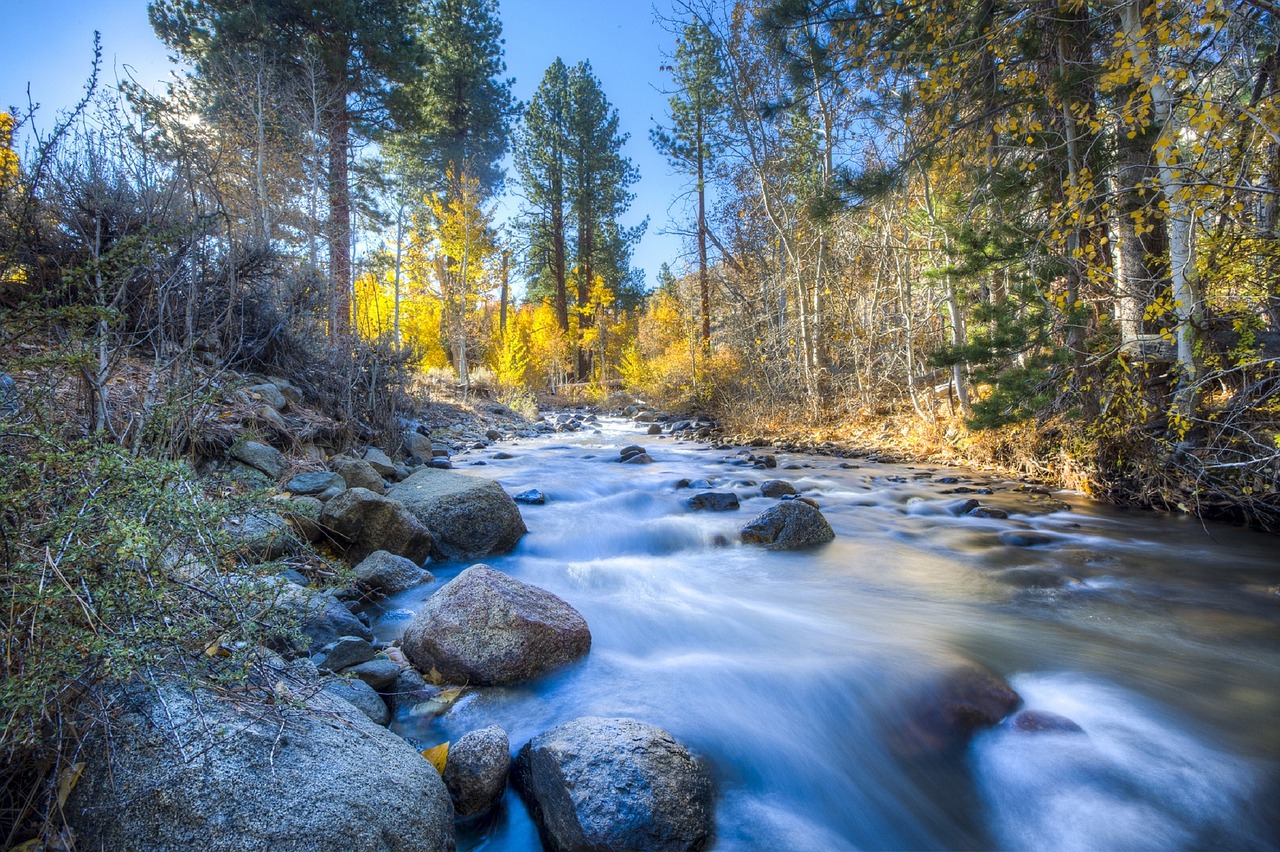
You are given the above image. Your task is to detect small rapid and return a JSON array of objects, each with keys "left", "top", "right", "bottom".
[{"left": 367, "top": 415, "right": 1280, "bottom": 850}]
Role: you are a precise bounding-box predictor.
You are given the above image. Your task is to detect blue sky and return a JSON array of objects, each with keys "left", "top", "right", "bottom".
[{"left": 0, "top": 0, "right": 692, "bottom": 290}]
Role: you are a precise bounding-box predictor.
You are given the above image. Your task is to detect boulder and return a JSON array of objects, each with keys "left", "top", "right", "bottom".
[
  {"left": 280, "top": 496, "right": 325, "bottom": 542},
  {"left": 485, "top": 428, "right": 503, "bottom": 441},
  {"left": 362, "top": 447, "right": 398, "bottom": 477},
  {"left": 619, "top": 445, "right": 647, "bottom": 462},
  {"left": 352, "top": 550, "right": 433, "bottom": 598},
  {"left": 332, "top": 456, "right": 386, "bottom": 495},
  {"left": 286, "top": 471, "right": 346, "bottom": 496},
  {"left": 740, "top": 501, "right": 835, "bottom": 550},
  {"left": 323, "top": 677, "right": 390, "bottom": 726},
  {"left": 406, "top": 431, "right": 433, "bottom": 460},
  {"left": 443, "top": 725, "right": 511, "bottom": 818},
  {"left": 273, "top": 588, "right": 373, "bottom": 653},
  {"left": 513, "top": 489, "right": 546, "bottom": 505},
  {"left": 223, "top": 511, "right": 301, "bottom": 561},
  {"left": 343, "top": 657, "right": 403, "bottom": 693},
  {"left": 760, "top": 480, "right": 797, "bottom": 498},
  {"left": 389, "top": 469, "right": 527, "bottom": 562},
  {"left": 66, "top": 680, "right": 454, "bottom": 851},
  {"left": 624, "top": 453, "right": 655, "bottom": 465},
  {"left": 244, "top": 382, "right": 287, "bottom": 411},
  {"left": 890, "top": 661, "right": 1022, "bottom": 757},
  {"left": 320, "top": 487, "right": 434, "bottom": 565},
  {"left": 401, "top": 564, "right": 590, "bottom": 686},
  {"left": 685, "top": 492, "right": 740, "bottom": 512},
  {"left": 230, "top": 440, "right": 286, "bottom": 480},
  {"left": 314, "top": 636, "right": 377, "bottom": 672},
  {"left": 647, "top": 423, "right": 662, "bottom": 435},
  {"left": 514, "top": 717, "right": 714, "bottom": 852}
]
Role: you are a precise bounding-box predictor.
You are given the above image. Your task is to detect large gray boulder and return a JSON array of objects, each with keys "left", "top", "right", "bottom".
[
  {"left": 66, "top": 680, "right": 455, "bottom": 851},
  {"left": 320, "top": 487, "right": 434, "bottom": 565},
  {"left": 514, "top": 717, "right": 714, "bottom": 852},
  {"left": 286, "top": 471, "right": 347, "bottom": 496},
  {"left": 739, "top": 500, "right": 835, "bottom": 550},
  {"left": 405, "top": 430, "right": 433, "bottom": 460},
  {"left": 230, "top": 440, "right": 286, "bottom": 480},
  {"left": 443, "top": 725, "right": 510, "bottom": 818},
  {"left": 401, "top": 565, "right": 590, "bottom": 686},
  {"left": 352, "top": 550, "right": 433, "bottom": 598},
  {"left": 389, "top": 469, "right": 527, "bottom": 561}
]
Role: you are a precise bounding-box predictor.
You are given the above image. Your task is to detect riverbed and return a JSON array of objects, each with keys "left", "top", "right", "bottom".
[{"left": 368, "top": 415, "right": 1280, "bottom": 850}]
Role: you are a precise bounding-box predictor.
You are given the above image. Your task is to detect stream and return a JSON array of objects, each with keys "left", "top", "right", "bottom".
[{"left": 367, "top": 415, "right": 1280, "bottom": 851}]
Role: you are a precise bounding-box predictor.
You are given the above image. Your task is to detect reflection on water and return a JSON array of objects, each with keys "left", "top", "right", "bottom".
[{"left": 368, "top": 417, "right": 1280, "bottom": 850}]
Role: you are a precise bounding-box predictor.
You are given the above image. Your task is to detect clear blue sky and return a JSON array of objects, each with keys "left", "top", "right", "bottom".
[{"left": 0, "top": 0, "right": 692, "bottom": 290}]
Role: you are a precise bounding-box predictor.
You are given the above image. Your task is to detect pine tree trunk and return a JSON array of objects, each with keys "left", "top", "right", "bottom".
[{"left": 328, "top": 100, "right": 352, "bottom": 339}]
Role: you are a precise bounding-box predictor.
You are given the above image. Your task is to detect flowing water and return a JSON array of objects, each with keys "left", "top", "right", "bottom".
[{"left": 367, "top": 415, "right": 1280, "bottom": 851}]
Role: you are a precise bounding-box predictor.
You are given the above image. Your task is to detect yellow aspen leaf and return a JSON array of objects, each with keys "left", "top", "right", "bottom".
[
  {"left": 56, "top": 762, "right": 86, "bottom": 809},
  {"left": 422, "top": 742, "right": 449, "bottom": 774}
]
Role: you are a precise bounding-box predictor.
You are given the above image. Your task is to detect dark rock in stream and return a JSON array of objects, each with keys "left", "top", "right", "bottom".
[
  {"left": 66, "top": 678, "right": 455, "bottom": 851},
  {"left": 443, "top": 725, "right": 511, "bottom": 818},
  {"left": 514, "top": 717, "right": 714, "bottom": 852},
  {"left": 624, "top": 453, "right": 655, "bottom": 464},
  {"left": 890, "top": 661, "right": 1022, "bottom": 758},
  {"left": 513, "top": 488, "right": 546, "bottom": 505},
  {"left": 401, "top": 564, "right": 590, "bottom": 686},
  {"left": 647, "top": 423, "right": 663, "bottom": 435},
  {"left": 760, "top": 480, "right": 798, "bottom": 498},
  {"left": 389, "top": 469, "right": 527, "bottom": 561},
  {"left": 740, "top": 501, "right": 835, "bottom": 550},
  {"left": 619, "top": 445, "right": 647, "bottom": 461},
  {"left": 686, "top": 491, "right": 740, "bottom": 512}
]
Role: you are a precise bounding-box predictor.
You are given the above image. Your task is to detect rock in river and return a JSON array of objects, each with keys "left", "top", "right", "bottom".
[
  {"left": 889, "top": 660, "right": 1022, "bottom": 757},
  {"left": 740, "top": 500, "right": 835, "bottom": 550},
  {"left": 686, "top": 491, "right": 740, "bottom": 512},
  {"left": 389, "top": 468, "right": 527, "bottom": 561},
  {"left": 401, "top": 564, "right": 590, "bottom": 686},
  {"left": 514, "top": 716, "right": 714, "bottom": 852},
  {"left": 66, "top": 679, "right": 455, "bottom": 851},
  {"left": 443, "top": 725, "right": 511, "bottom": 818}
]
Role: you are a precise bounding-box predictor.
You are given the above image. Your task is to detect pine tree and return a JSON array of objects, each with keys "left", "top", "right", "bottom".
[{"left": 149, "top": 0, "right": 428, "bottom": 338}]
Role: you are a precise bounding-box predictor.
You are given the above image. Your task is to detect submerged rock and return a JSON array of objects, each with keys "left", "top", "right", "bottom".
[
  {"left": 66, "top": 680, "right": 454, "bottom": 851},
  {"left": 740, "top": 501, "right": 835, "bottom": 550},
  {"left": 1010, "top": 709, "right": 1085, "bottom": 734},
  {"left": 389, "top": 469, "right": 527, "bottom": 561},
  {"left": 401, "top": 564, "right": 590, "bottom": 686},
  {"left": 514, "top": 716, "right": 714, "bottom": 852},
  {"left": 890, "top": 660, "right": 1022, "bottom": 757}
]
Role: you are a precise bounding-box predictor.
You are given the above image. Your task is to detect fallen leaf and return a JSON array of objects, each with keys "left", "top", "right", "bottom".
[
  {"left": 56, "top": 762, "right": 86, "bottom": 809},
  {"left": 421, "top": 741, "right": 448, "bottom": 774}
]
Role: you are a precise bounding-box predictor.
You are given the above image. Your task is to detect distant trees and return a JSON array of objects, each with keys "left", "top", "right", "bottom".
[{"left": 514, "top": 59, "right": 642, "bottom": 382}]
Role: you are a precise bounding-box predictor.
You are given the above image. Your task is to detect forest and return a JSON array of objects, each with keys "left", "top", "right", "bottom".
[
  {"left": 2, "top": 0, "right": 1279, "bottom": 847},
  {"left": 3, "top": 0, "right": 1278, "bottom": 524}
]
